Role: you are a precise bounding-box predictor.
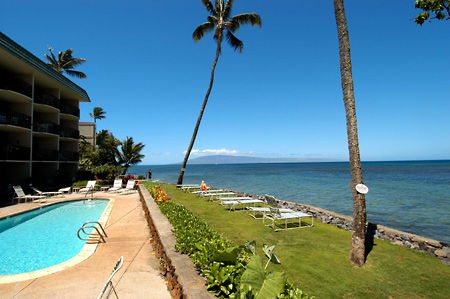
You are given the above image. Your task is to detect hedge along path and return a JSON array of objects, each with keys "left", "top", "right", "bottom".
[{"left": 156, "top": 183, "right": 450, "bottom": 299}]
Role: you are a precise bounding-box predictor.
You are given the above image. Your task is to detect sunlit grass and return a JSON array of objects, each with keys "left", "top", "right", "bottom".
[{"left": 145, "top": 182, "right": 450, "bottom": 299}]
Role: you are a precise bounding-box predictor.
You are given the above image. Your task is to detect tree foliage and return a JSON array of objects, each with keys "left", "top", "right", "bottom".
[
  {"left": 116, "top": 136, "right": 145, "bottom": 175},
  {"left": 44, "top": 46, "right": 87, "bottom": 78},
  {"left": 414, "top": 0, "right": 450, "bottom": 25},
  {"left": 89, "top": 107, "right": 106, "bottom": 123}
]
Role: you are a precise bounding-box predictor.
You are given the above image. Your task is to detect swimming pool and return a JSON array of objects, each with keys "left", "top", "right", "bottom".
[{"left": 0, "top": 199, "right": 110, "bottom": 276}]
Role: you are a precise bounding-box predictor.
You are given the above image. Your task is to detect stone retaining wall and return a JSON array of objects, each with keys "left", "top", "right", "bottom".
[
  {"left": 138, "top": 185, "right": 215, "bottom": 299},
  {"left": 224, "top": 188, "right": 450, "bottom": 265}
]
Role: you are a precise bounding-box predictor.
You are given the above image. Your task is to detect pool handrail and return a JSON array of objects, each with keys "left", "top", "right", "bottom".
[
  {"left": 98, "top": 256, "right": 123, "bottom": 299},
  {"left": 77, "top": 221, "right": 108, "bottom": 243}
]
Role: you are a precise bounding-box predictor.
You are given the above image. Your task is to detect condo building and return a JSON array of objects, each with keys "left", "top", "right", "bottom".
[{"left": 0, "top": 31, "right": 90, "bottom": 203}]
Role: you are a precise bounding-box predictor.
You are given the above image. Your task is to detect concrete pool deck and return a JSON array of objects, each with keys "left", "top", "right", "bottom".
[{"left": 0, "top": 191, "right": 173, "bottom": 298}]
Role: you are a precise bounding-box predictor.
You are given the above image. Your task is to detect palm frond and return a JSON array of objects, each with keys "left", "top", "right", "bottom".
[
  {"left": 193, "top": 21, "right": 216, "bottom": 42},
  {"left": 201, "top": 0, "right": 217, "bottom": 17},
  {"left": 65, "top": 70, "right": 87, "bottom": 79},
  {"left": 230, "top": 13, "right": 262, "bottom": 32},
  {"left": 226, "top": 30, "right": 243, "bottom": 53},
  {"left": 223, "top": 0, "right": 236, "bottom": 19}
]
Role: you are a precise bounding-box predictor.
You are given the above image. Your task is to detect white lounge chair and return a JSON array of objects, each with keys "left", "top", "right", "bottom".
[
  {"left": 80, "top": 180, "right": 96, "bottom": 193},
  {"left": 263, "top": 195, "right": 314, "bottom": 231},
  {"left": 117, "top": 180, "right": 136, "bottom": 194},
  {"left": 59, "top": 186, "right": 71, "bottom": 193},
  {"left": 13, "top": 185, "right": 46, "bottom": 204},
  {"left": 108, "top": 179, "right": 122, "bottom": 192},
  {"left": 30, "top": 186, "right": 64, "bottom": 198},
  {"left": 221, "top": 198, "right": 264, "bottom": 211}
]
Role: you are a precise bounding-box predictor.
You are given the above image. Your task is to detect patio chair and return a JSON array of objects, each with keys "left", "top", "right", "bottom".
[
  {"left": 80, "top": 180, "right": 96, "bottom": 193},
  {"left": 59, "top": 186, "right": 71, "bottom": 193},
  {"left": 12, "top": 185, "right": 46, "bottom": 204},
  {"left": 221, "top": 198, "right": 264, "bottom": 211},
  {"left": 117, "top": 180, "right": 137, "bottom": 194},
  {"left": 108, "top": 179, "right": 122, "bottom": 192},
  {"left": 98, "top": 256, "right": 123, "bottom": 299},
  {"left": 30, "top": 186, "right": 64, "bottom": 198},
  {"left": 263, "top": 195, "right": 314, "bottom": 231}
]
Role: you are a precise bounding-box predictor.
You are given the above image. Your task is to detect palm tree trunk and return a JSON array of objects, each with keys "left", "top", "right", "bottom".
[
  {"left": 334, "top": 0, "right": 367, "bottom": 267},
  {"left": 177, "top": 34, "right": 223, "bottom": 185}
]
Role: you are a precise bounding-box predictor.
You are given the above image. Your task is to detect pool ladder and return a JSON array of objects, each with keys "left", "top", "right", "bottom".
[{"left": 78, "top": 221, "right": 108, "bottom": 243}]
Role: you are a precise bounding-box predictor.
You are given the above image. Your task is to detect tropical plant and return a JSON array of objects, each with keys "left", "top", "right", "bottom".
[
  {"left": 414, "top": 0, "right": 450, "bottom": 25},
  {"left": 44, "top": 46, "right": 86, "bottom": 78},
  {"left": 177, "top": 0, "right": 262, "bottom": 185},
  {"left": 150, "top": 186, "right": 171, "bottom": 204},
  {"left": 334, "top": 0, "right": 367, "bottom": 267},
  {"left": 116, "top": 136, "right": 145, "bottom": 175},
  {"left": 89, "top": 107, "right": 106, "bottom": 123}
]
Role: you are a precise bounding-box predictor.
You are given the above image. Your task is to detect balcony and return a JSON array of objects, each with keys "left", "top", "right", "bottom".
[
  {"left": 35, "top": 93, "right": 59, "bottom": 109},
  {"left": 32, "top": 148, "right": 58, "bottom": 161},
  {"left": 60, "top": 103, "right": 80, "bottom": 118},
  {"left": 0, "top": 74, "right": 32, "bottom": 98},
  {"left": 0, "top": 110, "right": 31, "bottom": 129},
  {"left": 59, "top": 151, "right": 79, "bottom": 162},
  {"left": 0, "top": 145, "right": 30, "bottom": 160},
  {"left": 33, "top": 120, "right": 59, "bottom": 135},
  {"left": 60, "top": 127, "right": 80, "bottom": 139}
]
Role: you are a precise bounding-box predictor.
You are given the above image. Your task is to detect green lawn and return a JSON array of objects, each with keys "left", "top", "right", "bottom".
[{"left": 147, "top": 183, "right": 450, "bottom": 299}]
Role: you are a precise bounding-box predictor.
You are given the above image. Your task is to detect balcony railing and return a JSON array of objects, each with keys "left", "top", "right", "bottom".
[
  {"left": 32, "top": 148, "right": 58, "bottom": 161},
  {"left": 0, "top": 74, "right": 32, "bottom": 98},
  {"left": 35, "top": 93, "right": 59, "bottom": 109},
  {"left": 59, "top": 151, "right": 79, "bottom": 162},
  {"left": 0, "top": 110, "right": 32, "bottom": 129},
  {"left": 60, "top": 103, "right": 80, "bottom": 118},
  {"left": 33, "top": 120, "right": 59, "bottom": 135},
  {"left": 60, "top": 127, "right": 80, "bottom": 139},
  {"left": 0, "top": 146, "right": 30, "bottom": 160}
]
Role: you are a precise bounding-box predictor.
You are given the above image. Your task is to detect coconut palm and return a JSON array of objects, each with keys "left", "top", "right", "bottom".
[
  {"left": 89, "top": 107, "right": 107, "bottom": 123},
  {"left": 177, "top": 0, "right": 262, "bottom": 185},
  {"left": 44, "top": 46, "right": 87, "bottom": 79},
  {"left": 334, "top": 0, "right": 367, "bottom": 267},
  {"left": 116, "top": 136, "right": 145, "bottom": 175}
]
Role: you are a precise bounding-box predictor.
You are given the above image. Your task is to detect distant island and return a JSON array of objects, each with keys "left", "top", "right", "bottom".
[{"left": 176, "top": 155, "right": 343, "bottom": 165}]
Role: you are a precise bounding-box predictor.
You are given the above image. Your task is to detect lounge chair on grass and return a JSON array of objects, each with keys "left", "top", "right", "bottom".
[
  {"left": 221, "top": 198, "right": 264, "bottom": 211},
  {"left": 30, "top": 186, "right": 64, "bottom": 198},
  {"left": 263, "top": 195, "right": 314, "bottom": 231},
  {"left": 13, "top": 185, "right": 46, "bottom": 204},
  {"left": 117, "top": 180, "right": 137, "bottom": 194},
  {"left": 80, "top": 180, "right": 96, "bottom": 193},
  {"left": 108, "top": 179, "right": 122, "bottom": 192}
]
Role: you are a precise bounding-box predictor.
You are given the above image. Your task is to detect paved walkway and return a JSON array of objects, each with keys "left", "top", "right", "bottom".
[{"left": 0, "top": 191, "right": 173, "bottom": 298}]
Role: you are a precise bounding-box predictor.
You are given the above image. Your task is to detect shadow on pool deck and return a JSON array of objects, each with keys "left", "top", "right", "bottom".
[{"left": 0, "top": 190, "right": 172, "bottom": 299}]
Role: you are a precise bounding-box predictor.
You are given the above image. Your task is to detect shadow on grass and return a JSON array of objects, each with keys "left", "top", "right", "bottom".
[{"left": 365, "top": 222, "right": 378, "bottom": 261}]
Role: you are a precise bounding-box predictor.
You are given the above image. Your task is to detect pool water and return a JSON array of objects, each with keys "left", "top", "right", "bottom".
[{"left": 0, "top": 199, "right": 109, "bottom": 275}]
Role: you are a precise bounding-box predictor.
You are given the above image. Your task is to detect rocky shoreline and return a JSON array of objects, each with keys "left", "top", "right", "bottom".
[{"left": 223, "top": 188, "right": 450, "bottom": 265}]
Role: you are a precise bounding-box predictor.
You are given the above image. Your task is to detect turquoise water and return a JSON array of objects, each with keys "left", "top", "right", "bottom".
[
  {"left": 130, "top": 160, "right": 450, "bottom": 243},
  {"left": 0, "top": 199, "right": 108, "bottom": 275}
]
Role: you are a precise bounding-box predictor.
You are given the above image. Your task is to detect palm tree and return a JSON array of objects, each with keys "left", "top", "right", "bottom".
[
  {"left": 89, "top": 107, "right": 107, "bottom": 123},
  {"left": 116, "top": 137, "right": 145, "bottom": 175},
  {"left": 334, "top": 0, "right": 367, "bottom": 267},
  {"left": 177, "top": 0, "right": 262, "bottom": 185},
  {"left": 44, "top": 46, "right": 87, "bottom": 79}
]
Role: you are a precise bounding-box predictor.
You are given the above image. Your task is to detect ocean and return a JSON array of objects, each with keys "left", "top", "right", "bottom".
[{"left": 129, "top": 160, "right": 450, "bottom": 244}]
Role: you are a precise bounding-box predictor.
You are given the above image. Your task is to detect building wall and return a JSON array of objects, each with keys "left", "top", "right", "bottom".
[
  {"left": 0, "top": 31, "right": 90, "bottom": 204},
  {"left": 79, "top": 122, "right": 96, "bottom": 147}
]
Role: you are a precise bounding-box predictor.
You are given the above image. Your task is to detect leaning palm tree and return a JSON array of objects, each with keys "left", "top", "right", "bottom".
[
  {"left": 116, "top": 137, "right": 145, "bottom": 175},
  {"left": 89, "top": 107, "right": 107, "bottom": 123},
  {"left": 44, "top": 46, "right": 87, "bottom": 79},
  {"left": 177, "top": 0, "right": 262, "bottom": 185},
  {"left": 334, "top": 0, "right": 367, "bottom": 267}
]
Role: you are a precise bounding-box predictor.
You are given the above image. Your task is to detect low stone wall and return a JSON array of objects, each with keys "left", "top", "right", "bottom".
[
  {"left": 224, "top": 188, "right": 450, "bottom": 265},
  {"left": 138, "top": 185, "right": 215, "bottom": 299}
]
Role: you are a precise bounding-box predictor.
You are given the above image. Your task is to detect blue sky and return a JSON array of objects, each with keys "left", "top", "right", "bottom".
[{"left": 1, "top": 1, "right": 449, "bottom": 165}]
